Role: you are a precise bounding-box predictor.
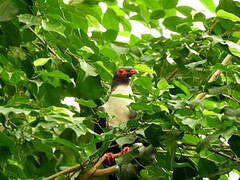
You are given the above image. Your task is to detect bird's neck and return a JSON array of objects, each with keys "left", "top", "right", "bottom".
[
  {"left": 111, "top": 76, "right": 130, "bottom": 91},
  {"left": 111, "top": 84, "right": 133, "bottom": 95}
]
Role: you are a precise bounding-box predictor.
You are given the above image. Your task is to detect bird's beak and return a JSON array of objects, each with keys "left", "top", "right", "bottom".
[{"left": 130, "top": 69, "right": 138, "bottom": 75}]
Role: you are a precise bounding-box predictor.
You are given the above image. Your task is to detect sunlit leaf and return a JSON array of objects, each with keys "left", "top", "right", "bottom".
[
  {"left": 217, "top": 9, "right": 240, "bottom": 22},
  {"left": 77, "top": 98, "right": 97, "bottom": 108},
  {"left": 157, "top": 78, "right": 174, "bottom": 90},
  {"left": 33, "top": 58, "right": 51, "bottom": 66},
  {"left": 41, "top": 19, "right": 66, "bottom": 37},
  {"left": 80, "top": 60, "right": 98, "bottom": 77},
  {"left": 199, "top": 0, "right": 216, "bottom": 13},
  {"left": 134, "top": 64, "right": 155, "bottom": 74},
  {"left": 102, "top": 8, "right": 119, "bottom": 31},
  {"left": 150, "top": 10, "right": 165, "bottom": 19},
  {"left": 37, "top": 70, "right": 71, "bottom": 83},
  {"left": 18, "top": 14, "right": 41, "bottom": 26}
]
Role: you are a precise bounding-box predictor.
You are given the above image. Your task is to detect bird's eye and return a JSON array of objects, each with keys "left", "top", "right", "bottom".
[
  {"left": 118, "top": 69, "right": 124, "bottom": 74},
  {"left": 130, "top": 69, "right": 137, "bottom": 74}
]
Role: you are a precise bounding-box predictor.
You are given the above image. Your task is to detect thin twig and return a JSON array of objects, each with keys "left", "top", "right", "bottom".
[
  {"left": 222, "top": 94, "right": 240, "bottom": 103},
  {"left": 28, "top": 27, "right": 65, "bottom": 62},
  {"left": 210, "top": 149, "right": 240, "bottom": 163},
  {"left": 207, "top": 19, "right": 219, "bottom": 34},
  {"left": 166, "top": 68, "right": 178, "bottom": 80}
]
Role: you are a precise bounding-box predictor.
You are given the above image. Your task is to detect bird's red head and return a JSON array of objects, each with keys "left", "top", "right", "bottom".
[
  {"left": 116, "top": 67, "right": 138, "bottom": 77},
  {"left": 111, "top": 67, "right": 138, "bottom": 90}
]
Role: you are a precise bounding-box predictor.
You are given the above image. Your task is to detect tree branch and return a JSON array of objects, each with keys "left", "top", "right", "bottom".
[
  {"left": 77, "top": 152, "right": 122, "bottom": 180},
  {"left": 195, "top": 39, "right": 240, "bottom": 100},
  {"left": 94, "top": 165, "right": 118, "bottom": 177},
  {"left": 44, "top": 164, "right": 82, "bottom": 180},
  {"left": 45, "top": 151, "right": 124, "bottom": 180}
]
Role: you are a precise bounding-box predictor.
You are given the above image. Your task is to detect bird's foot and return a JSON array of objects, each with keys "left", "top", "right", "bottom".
[
  {"left": 121, "top": 146, "right": 130, "bottom": 155},
  {"left": 104, "top": 152, "right": 115, "bottom": 166}
]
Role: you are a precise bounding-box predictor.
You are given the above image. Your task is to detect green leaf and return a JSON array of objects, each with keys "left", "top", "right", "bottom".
[
  {"left": 41, "top": 19, "right": 66, "bottom": 37},
  {"left": 162, "top": 0, "right": 178, "bottom": 9},
  {"left": 0, "top": 133, "right": 16, "bottom": 154},
  {"left": 134, "top": 64, "right": 155, "bottom": 74},
  {"left": 70, "top": 13, "right": 88, "bottom": 32},
  {"left": 229, "top": 47, "right": 240, "bottom": 57},
  {"left": 7, "top": 159, "right": 23, "bottom": 170},
  {"left": 185, "top": 60, "right": 207, "bottom": 69},
  {"left": 199, "top": 0, "right": 216, "bottom": 13},
  {"left": 232, "top": 31, "right": 240, "bottom": 38},
  {"left": 217, "top": 9, "right": 240, "bottom": 22},
  {"left": 194, "top": 12, "right": 206, "bottom": 21},
  {"left": 18, "top": 14, "right": 42, "bottom": 26},
  {"left": 177, "top": 6, "right": 194, "bottom": 17},
  {"left": 144, "top": 124, "right": 163, "bottom": 147},
  {"left": 100, "top": 47, "right": 118, "bottom": 59},
  {"left": 134, "top": 77, "right": 152, "bottom": 91},
  {"left": 173, "top": 80, "right": 191, "bottom": 98},
  {"left": 94, "top": 61, "right": 113, "bottom": 81},
  {"left": 163, "top": 16, "right": 190, "bottom": 33},
  {"left": 157, "top": 78, "right": 174, "bottom": 90},
  {"left": 52, "top": 137, "right": 80, "bottom": 151},
  {"left": 33, "top": 58, "right": 51, "bottom": 66},
  {"left": 228, "top": 135, "right": 240, "bottom": 157},
  {"left": 37, "top": 70, "right": 72, "bottom": 83},
  {"left": 150, "top": 10, "right": 165, "bottom": 19},
  {"left": 198, "top": 159, "right": 218, "bottom": 177},
  {"left": 130, "top": 102, "right": 154, "bottom": 112},
  {"left": 80, "top": 60, "right": 98, "bottom": 77},
  {"left": 182, "top": 134, "right": 200, "bottom": 144},
  {"left": 116, "top": 135, "right": 137, "bottom": 147},
  {"left": 77, "top": 98, "right": 97, "bottom": 108},
  {"left": 76, "top": 76, "right": 105, "bottom": 100},
  {"left": 102, "top": 8, "right": 119, "bottom": 31},
  {"left": 103, "top": 29, "right": 118, "bottom": 42},
  {"left": 0, "top": 0, "right": 18, "bottom": 22},
  {"left": 119, "top": 17, "right": 131, "bottom": 32},
  {"left": 208, "top": 85, "right": 231, "bottom": 95}
]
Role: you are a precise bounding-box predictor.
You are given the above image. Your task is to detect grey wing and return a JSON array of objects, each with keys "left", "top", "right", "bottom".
[{"left": 129, "top": 109, "right": 137, "bottom": 119}]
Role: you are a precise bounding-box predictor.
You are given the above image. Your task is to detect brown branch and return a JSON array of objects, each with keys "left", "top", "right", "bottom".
[
  {"left": 44, "top": 164, "right": 82, "bottom": 180},
  {"left": 45, "top": 151, "right": 122, "bottom": 180},
  {"left": 195, "top": 92, "right": 208, "bottom": 100},
  {"left": 77, "top": 152, "right": 122, "bottom": 180},
  {"left": 222, "top": 94, "right": 240, "bottom": 103},
  {"left": 208, "top": 39, "right": 240, "bottom": 83},
  {"left": 195, "top": 39, "right": 240, "bottom": 100},
  {"left": 207, "top": 19, "right": 219, "bottom": 34},
  {"left": 94, "top": 165, "right": 118, "bottom": 176},
  {"left": 166, "top": 68, "right": 178, "bottom": 80}
]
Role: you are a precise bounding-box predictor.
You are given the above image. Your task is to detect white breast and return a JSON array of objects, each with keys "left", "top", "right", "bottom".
[{"left": 103, "top": 85, "right": 134, "bottom": 127}]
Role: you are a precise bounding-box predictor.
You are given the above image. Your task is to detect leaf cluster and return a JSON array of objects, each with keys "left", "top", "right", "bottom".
[{"left": 0, "top": 0, "right": 240, "bottom": 179}]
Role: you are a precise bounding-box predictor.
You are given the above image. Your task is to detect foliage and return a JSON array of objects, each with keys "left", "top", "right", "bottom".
[{"left": 0, "top": 0, "right": 240, "bottom": 179}]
